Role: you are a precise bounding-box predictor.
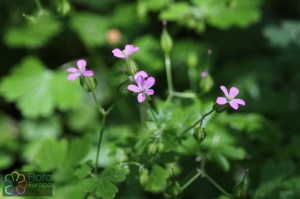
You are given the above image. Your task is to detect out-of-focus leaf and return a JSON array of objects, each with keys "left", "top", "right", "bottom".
[
  {"left": 263, "top": 20, "right": 300, "bottom": 47},
  {"left": 211, "top": 151, "right": 230, "bottom": 172},
  {"left": 20, "top": 116, "right": 61, "bottom": 141},
  {"left": 139, "top": 0, "right": 171, "bottom": 11},
  {"left": 145, "top": 164, "right": 169, "bottom": 192},
  {"left": 0, "top": 154, "right": 14, "bottom": 170},
  {"left": 254, "top": 161, "right": 299, "bottom": 199},
  {"left": 34, "top": 138, "right": 68, "bottom": 171},
  {"left": 4, "top": 14, "right": 61, "bottom": 49},
  {"left": 134, "top": 35, "right": 164, "bottom": 72},
  {"left": 193, "top": 0, "right": 261, "bottom": 29},
  {"left": 227, "top": 113, "right": 264, "bottom": 133},
  {"left": 53, "top": 182, "right": 86, "bottom": 199},
  {"left": 70, "top": 12, "right": 109, "bottom": 47},
  {"left": 0, "top": 57, "right": 82, "bottom": 118},
  {"left": 112, "top": 4, "right": 142, "bottom": 28},
  {"left": 160, "top": 2, "right": 190, "bottom": 21}
]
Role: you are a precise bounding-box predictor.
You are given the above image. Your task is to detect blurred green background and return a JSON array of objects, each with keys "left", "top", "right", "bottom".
[{"left": 0, "top": 0, "right": 300, "bottom": 198}]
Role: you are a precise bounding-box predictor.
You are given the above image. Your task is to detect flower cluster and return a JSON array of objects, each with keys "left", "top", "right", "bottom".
[
  {"left": 112, "top": 44, "right": 155, "bottom": 103},
  {"left": 67, "top": 44, "right": 245, "bottom": 109}
]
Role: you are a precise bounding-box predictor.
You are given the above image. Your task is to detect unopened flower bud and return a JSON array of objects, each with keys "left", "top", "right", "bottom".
[
  {"left": 232, "top": 181, "right": 247, "bottom": 198},
  {"left": 193, "top": 127, "right": 206, "bottom": 143},
  {"left": 164, "top": 181, "right": 182, "bottom": 198},
  {"left": 199, "top": 72, "right": 214, "bottom": 93},
  {"left": 80, "top": 76, "right": 97, "bottom": 92},
  {"left": 56, "top": 0, "right": 71, "bottom": 16},
  {"left": 139, "top": 168, "right": 149, "bottom": 186},
  {"left": 161, "top": 27, "right": 173, "bottom": 54},
  {"left": 124, "top": 59, "right": 139, "bottom": 76},
  {"left": 117, "top": 80, "right": 130, "bottom": 95},
  {"left": 187, "top": 51, "right": 198, "bottom": 68}
]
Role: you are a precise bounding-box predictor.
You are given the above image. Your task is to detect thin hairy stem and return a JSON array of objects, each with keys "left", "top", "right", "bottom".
[{"left": 180, "top": 108, "right": 214, "bottom": 135}]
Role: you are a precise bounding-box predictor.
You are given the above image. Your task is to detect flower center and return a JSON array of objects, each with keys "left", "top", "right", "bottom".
[
  {"left": 122, "top": 50, "right": 127, "bottom": 55},
  {"left": 227, "top": 95, "right": 234, "bottom": 101}
]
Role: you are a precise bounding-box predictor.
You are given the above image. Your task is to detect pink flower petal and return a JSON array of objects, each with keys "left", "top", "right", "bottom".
[
  {"left": 83, "top": 70, "right": 94, "bottom": 77},
  {"left": 67, "top": 73, "right": 80, "bottom": 81},
  {"left": 145, "top": 89, "right": 154, "bottom": 95},
  {"left": 216, "top": 97, "right": 227, "bottom": 105},
  {"left": 127, "top": 85, "right": 140, "bottom": 92},
  {"left": 112, "top": 48, "right": 125, "bottom": 58},
  {"left": 145, "top": 77, "right": 155, "bottom": 89},
  {"left": 77, "top": 59, "right": 86, "bottom": 71},
  {"left": 67, "top": 67, "right": 79, "bottom": 73},
  {"left": 229, "top": 87, "right": 239, "bottom": 98},
  {"left": 229, "top": 101, "right": 239, "bottom": 110},
  {"left": 125, "top": 44, "right": 139, "bottom": 56},
  {"left": 136, "top": 75, "right": 145, "bottom": 89},
  {"left": 220, "top": 85, "right": 229, "bottom": 97},
  {"left": 137, "top": 93, "right": 146, "bottom": 103},
  {"left": 134, "top": 71, "right": 148, "bottom": 80},
  {"left": 231, "top": 98, "right": 245, "bottom": 106}
]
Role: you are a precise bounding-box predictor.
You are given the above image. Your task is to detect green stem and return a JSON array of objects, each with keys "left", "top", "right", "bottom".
[
  {"left": 146, "top": 102, "right": 158, "bottom": 122},
  {"left": 91, "top": 91, "right": 105, "bottom": 115},
  {"left": 165, "top": 53, "right": 174, "bottom": 100},
  {"left": 181, "top": 170, "right": 203, "bottom": 191},
  {"left": 203, "top": 171, "right": 234, "bottom": 197},
  {"left": 180, "top": 108, "right": 214, "bottom": 135},
  {"left": 94, "top": 114, "right": 107, "bottom": 175},
  {"left": 173, "top": 92, "right": 196, "bottom": 99},
  {"left": 35, "top": 0, "right": 43, "bottom": 10}
]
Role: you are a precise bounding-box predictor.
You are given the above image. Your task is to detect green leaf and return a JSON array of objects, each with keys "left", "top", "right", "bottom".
[
  {"left": 70, "top": 12, "right": 109, "bottom": 47},
  {"left": 221, "top": 146, "right": 246, "bottom": 160},
  {"left": 0, "top": 57, "right": 82, "bottom": 118},
  {"left": 34, "top": 138, "right": 68, "bottom": 171},
  {"left": 83, "top": 178, "right": 97, "bottom": 193},
  {"left": 0, "top": 154, "right": 14, "bottom": 170},
  {"left": 101, "top": 165, "right": 129, "bottom": 183},
  {"left": 263, "top": 20, "right": 300, "bottom": 48},
  {"left": 20, "top": 116, "right": 61, "bottom": 141},
  {"left": 134, "top": 35, "right": 164, "bottom": 72},
  {"left": 193, "top": 0, "right": 262, "bottom": 29},
  {"left": 84, "top": 165, "right": 129, "bottom": 199},
  {"left": 139, "top": 0, "right": 172, "bottom": 11},
  {"left": 4, "top": 14, "right": 62, "bottom": 49},
  {"left": 74, "top": 163, "right": 93, "bottom": 179},
  {"left": 0, "top": 112, "right": 18, "bottom": 151},
  {"left": 211, "top": 151, "right": 230, "bottom": 172},
  {"left": 160, "top": 2, "right": 190, "bottom": 21},
  {"left": 96, "top": 179, "right": 118, "bottom": 199},
  {"left": 145, "top": 164, "right": 169, "bottom": 193},
  {"left": 62, "top": 136, "right": 91, "bottom": 168}
]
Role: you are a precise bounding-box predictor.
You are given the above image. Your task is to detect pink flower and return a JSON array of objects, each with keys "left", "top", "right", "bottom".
[
  {"left": 112, "top": 44, "right": 139, "bottom": 59},
  {"left": 127, "top": 71, "right": 155, "bottom": 103},
  {"left": 216, "top": 85, "right": 245, "bottom": 110},
  {"left": 67, "top": 59, "right": 94, "bottom": 81}
]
